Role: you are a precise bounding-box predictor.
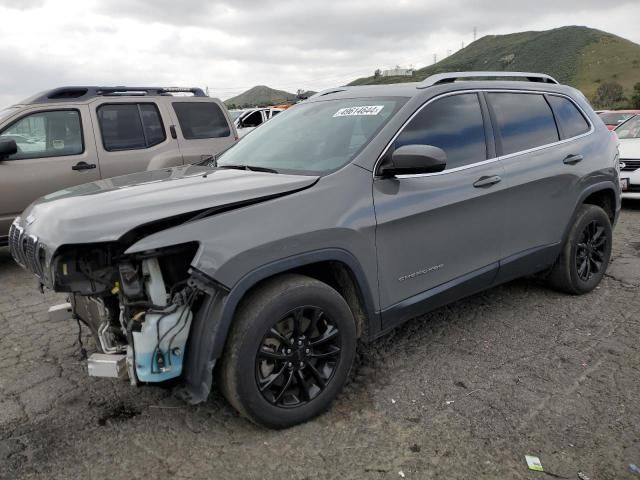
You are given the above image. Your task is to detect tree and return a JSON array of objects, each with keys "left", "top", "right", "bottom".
[
  {"left": 374, "top": 69, "right": 382, "bottom": 79},
  {"left": 631, "top": 82, "right": 640, "bottom": 109},
  {"left": 591, "top": 81, "right": 627, "bottom": 109}
]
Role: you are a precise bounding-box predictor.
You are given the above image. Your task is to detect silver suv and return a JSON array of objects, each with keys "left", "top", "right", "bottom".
[
  {"left": 9, "top": 72, "right": 620, "bottom": 428},
  {"left": 0, "top": 86, "right": 237, "bottom": 245}
]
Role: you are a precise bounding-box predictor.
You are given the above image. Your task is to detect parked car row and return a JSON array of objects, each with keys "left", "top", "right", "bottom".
[
  {"left": 615, "top": 113, "right": 640, "bottom": 199},
  {"left": 597, "top": 109, "right": 640, "bottom": 130},
  {"left": 231, "top": 106, "right": 286, "bottom": 137}
]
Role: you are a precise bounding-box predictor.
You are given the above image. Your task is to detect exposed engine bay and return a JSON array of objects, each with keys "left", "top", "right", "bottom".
[{"left": 56, "top": 243, "right": 202, "bottom": 385}]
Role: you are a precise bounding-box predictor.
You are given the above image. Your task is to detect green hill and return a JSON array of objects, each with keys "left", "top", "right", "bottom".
[
  {"left": 225, "top": 85, "right": 297, "bottom": 108},
  {"left": 349, "top": 26, "right": 640, "bottom": 100}
]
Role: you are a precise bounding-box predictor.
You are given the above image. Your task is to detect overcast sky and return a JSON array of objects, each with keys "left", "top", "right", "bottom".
[{"left": 1, "top": 0, "right": 639, "bottom": 107}]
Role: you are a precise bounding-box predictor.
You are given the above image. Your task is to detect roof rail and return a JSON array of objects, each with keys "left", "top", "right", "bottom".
[
  {"left": 417, "top": 72, "right": 559, "bottom": 89},
  {"left": 307, "top": 87, "right": 353, "bottom": 100},
  {"left": 22, "top": 86, "right": 207, "bottom": 104}
]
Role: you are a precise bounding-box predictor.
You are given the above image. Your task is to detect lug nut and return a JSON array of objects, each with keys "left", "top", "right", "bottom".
[
  {"left": 298, "top": 340, "right": 303, "bottom": 346},
  {"left": 305, "top": 348, "right": 310, "bottom": 354},
  {"left": 287, "top": 362, "right": 293, "bottom": 368},
  {"left": 299, "top": 361, "right": 305, "bottom": 368}
]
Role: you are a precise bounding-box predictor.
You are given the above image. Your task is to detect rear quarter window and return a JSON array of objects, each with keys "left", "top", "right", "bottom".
[
  {"left": 488, "top": 92, "right": 559, "bottom": 156},
  {"left": 172, "top": 102, "right": 231, "bottom": 139},
  {"left": 547, "top": 95, "right": 590, "bottom": 139}
]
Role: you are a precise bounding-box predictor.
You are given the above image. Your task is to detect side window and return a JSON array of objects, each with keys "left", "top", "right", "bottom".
[
  {"left": 488, "top": 93, "right": 559, "bottom": 155},
  {"left": 547, "top": 95, "right": 590, "bottom": 139},
  {"left": 0, "top": 110, "right": 83, "bottom": 160},
  {"left": 139, "top": 104, "right": 166, "bottom": 146},
  {"left": 97, "top": 103, "right": 166, "bottom": 151},
  {"left": 394, "top": 93, "right": 487, "bottom": 170},
  {"left": 172, "top": 102, "right": 231, "bottom": 139},
  {"left": 240, "top": 110, "right": 263, "bottom": 128}
]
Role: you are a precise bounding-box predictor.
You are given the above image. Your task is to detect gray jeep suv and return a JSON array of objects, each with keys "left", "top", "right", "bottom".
[{"left": 9, "top": 72, "right": 620, "bottom": 428}]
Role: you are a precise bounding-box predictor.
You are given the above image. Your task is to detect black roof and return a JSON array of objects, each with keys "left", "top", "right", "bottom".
[{"left": 21, "top": 86, "right": 207, "bottom": 104}]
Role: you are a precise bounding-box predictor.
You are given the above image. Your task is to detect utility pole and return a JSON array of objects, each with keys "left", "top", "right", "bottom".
[
  {"left": 433, "top": 53, "right": 437, "bottom": 64},
  {"left": 473, "top": 27, "right": 477, "bottom": 42}
]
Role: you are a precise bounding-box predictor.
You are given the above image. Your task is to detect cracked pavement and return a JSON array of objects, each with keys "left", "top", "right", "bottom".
[{"left": 1, "top": 202, "right": 639, "bottom": 480}]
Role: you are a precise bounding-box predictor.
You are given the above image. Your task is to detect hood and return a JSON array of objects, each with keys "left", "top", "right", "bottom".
[
  {"left": 21, "top": 164, "right": 318, "bottom": 248},
  {"left": 619, "top": 138, "right": 640, "bottom": 159}
]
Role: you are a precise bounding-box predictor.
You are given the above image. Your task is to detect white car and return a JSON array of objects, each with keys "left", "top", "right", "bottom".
[
  {"left": 616, "top": 115, "right": 640, "bottom": 199},
  {"left": 235, "top": 107, "right": 284, "bottom": 137}
]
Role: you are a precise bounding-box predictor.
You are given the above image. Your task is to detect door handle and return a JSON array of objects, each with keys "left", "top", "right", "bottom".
[
  {"left": 473, "top": 175, "right": 502, "bottom": 188},
  {"left": 563, "top": 154, "right": 583, "bottom": 165},
  {"left": 72, "top": 161, "right": 96, "bottom": 171}
]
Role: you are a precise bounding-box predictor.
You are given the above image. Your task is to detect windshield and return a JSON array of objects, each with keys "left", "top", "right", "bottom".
[
  {"left": 217, "top": 97, "right": 405, "bottom": 174},
  {"left": 599, "top": 112, "right": 634, "bottom": 126},
  {"left": 228, "top": 110, "right": 245, "bottom": 120},
  {"left": 616, "top": 115, "right": 640, "bottom": 139}
]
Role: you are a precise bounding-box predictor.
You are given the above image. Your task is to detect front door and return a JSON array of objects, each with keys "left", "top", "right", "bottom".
[
  {"left": 373, "top": 92, "right": 507, "bottom": 328},
  {"left": 0, "top": 106, "right": 99, "bottom": 238}
]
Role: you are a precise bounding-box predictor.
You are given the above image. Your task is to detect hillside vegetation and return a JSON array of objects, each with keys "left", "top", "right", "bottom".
[
  {"left": 349, "top": 26, "right": 640, "bottom": 100},
  {"left": 225, "top": 85, "right": 296, "bottom": 108}
]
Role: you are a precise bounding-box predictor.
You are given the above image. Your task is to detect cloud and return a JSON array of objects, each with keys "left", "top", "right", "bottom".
[
  {"left": 0, "top": 0, "right": 46, "bottom": 10},
  {"left": 0, "top": 0, "right": 639, "bottom": 107}
]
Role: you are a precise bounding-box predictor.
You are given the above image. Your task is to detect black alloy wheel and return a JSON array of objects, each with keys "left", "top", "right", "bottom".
[
  {"left": 547, "top": 204, "right": 612, "bottom": 294},
  {"left": 575, "top": 220, "right": 608, "bottom": 281},
  {"left": 219, "top": 274, "right": 357, "bottom": 428},
  {"left": 256, "top": 306, "right": 341, "bottom": 408}
]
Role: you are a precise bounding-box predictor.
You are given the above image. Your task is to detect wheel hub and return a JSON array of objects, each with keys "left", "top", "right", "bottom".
[
  {"left": 255, "top": 306, "right": 342, "bottom": 408},
  {"left": 575, "top": 220, "right": 607, "bottom": 282}
]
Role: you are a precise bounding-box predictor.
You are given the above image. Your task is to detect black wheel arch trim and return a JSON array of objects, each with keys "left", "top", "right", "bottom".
[
  {"left": 176, "top": 248, "right": 379, "bottom": 404},
  {"left": 564, "top": 180, "right": 620, "bottom": 244},
  {"left": 213, "top": 248, "right": 379, "bottom": 355}
]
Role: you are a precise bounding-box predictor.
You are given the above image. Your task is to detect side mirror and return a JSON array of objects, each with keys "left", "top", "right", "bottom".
[
  {"left": 0, "top": 139, "right": 17, "bottom": 160},
  {"left": 378, "top": 144, "right": 447, "bottom": 177}
]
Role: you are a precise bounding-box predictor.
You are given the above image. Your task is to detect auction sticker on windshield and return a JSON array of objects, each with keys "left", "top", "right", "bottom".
[{"left": 333, "top": 105, "right": 384, "bottom": 117}]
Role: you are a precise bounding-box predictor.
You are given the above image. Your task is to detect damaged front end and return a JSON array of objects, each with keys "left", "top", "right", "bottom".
[{"left": 48, "top": 241, "right": 211, "bottom": 390}]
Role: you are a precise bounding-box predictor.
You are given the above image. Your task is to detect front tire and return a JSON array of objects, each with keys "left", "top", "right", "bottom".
[
  {"left": 547, "top": 204, "right": 612, "bottom": 294},
  {"left": 219, "top": 274, "right": 357, "bottom": 428}
]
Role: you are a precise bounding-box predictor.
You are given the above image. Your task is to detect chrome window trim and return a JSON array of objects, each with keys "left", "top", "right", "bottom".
[{"left": 374, "top": 89, "right": 595, "bottom": 179}]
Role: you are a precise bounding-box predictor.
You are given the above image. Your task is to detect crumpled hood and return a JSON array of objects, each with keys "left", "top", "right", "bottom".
[{"left": 21, "top": 164, "right": 318, "bottom": 248}]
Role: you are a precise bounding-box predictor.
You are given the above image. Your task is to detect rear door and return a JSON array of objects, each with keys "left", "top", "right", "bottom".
[
  {"left": 91, "top": 99, "right": 183, "bottom": 178},
  {"left": 167, "top": 98, "right": 237, "bottom": 164},
  {"left": 486, "top": 91, "right": 592, "bottom": 277},
  {"left": 0, "top": 106, "right": 99, "bottom": 237},
  {"left": 373, "top": 92, "right": 507, "bottom": 328}
]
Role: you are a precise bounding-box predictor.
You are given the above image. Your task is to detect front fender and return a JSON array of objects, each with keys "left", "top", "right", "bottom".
[{"left": 177, "top": 248, "right": 379, "bottom": 404}]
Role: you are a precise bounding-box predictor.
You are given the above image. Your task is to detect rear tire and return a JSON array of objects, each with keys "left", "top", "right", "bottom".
[
  {"left": 219, "top": 274, "right": 357, "bottom": 428},
  {"left": 547, "top": 204, "right": 612, "bottom": 294}
]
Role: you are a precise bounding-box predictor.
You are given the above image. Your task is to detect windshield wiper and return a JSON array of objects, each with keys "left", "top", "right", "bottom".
[{"left": 218, "top": 164, "right": 279, "bottom": 174}]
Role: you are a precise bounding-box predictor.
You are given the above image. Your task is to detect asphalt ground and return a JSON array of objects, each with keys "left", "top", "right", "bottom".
[{"left": 1, "top": 202, "right": 639, "bottom": 480}]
